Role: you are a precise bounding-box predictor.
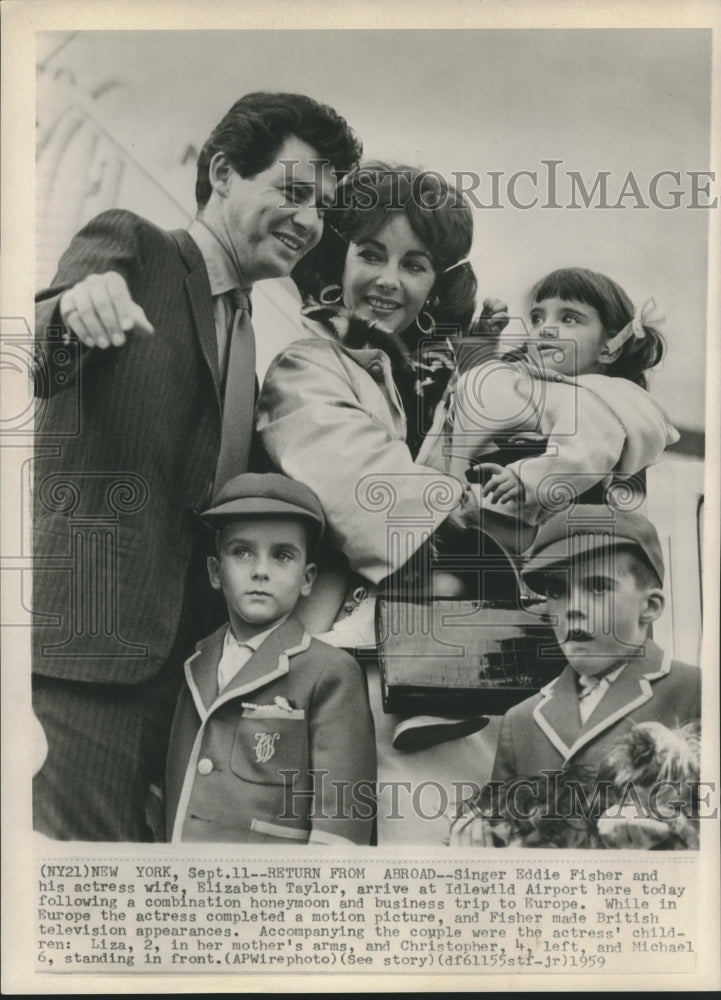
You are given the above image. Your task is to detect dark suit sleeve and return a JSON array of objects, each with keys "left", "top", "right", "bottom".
[
  {"left": 35, "top": 210, "right": 146, "bottom": 398},
  {"left": 307, "top": 647, "right": 377, "bottom": 844},
  {"left": 491, "top": 708, "right": 519, "bottom": 784}
]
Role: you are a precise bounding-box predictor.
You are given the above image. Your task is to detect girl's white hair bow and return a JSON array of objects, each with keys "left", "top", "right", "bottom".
[{"left": 607, "top": 297, "right": 665, "bottom": 351}]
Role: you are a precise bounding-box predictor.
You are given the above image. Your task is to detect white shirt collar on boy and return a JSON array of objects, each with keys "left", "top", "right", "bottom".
[
  {"left": 576, "top": 662, "right": 627, "bottom": 724},
  {"left": 217, "top": 616, "right": 290, "bottom": 693}
]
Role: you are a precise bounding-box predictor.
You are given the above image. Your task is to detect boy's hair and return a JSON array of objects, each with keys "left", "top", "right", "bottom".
[
  {"left": 530, "top": 266, "right": 665, "bottom": 389},
  {"left": 195, "top": 91, "right": 362, "bottom": 207}
]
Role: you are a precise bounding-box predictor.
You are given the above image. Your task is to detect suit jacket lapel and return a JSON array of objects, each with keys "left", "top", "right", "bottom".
[
  {"left": 566, "top": 641, "right": 669, "bottom": 759},
  {"left": 169, "top": 229, "right": 220, "bottom": 404},
  {"left": 224, "top": 617, "right": 307, "bottom": 696},
  {"left": 533, "top": 665, "right": 583, "bottom": 759},
  {"left": 185, "top": 624, "right": 227, "bottom": 716},
  {"left": 338, "top": 342, "right": 406, "bottom": 437},
  {"left": 189, "top": 616, "right": 311, "bottom": 718}
]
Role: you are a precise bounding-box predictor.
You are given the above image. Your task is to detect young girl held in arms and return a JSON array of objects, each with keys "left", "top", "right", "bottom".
[{"left": 450, "top": 267, "right": 679, "bottom": 522}]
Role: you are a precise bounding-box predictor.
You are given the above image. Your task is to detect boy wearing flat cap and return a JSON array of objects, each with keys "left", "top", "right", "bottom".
[
  {"left": 492, "top": 505, "right": 700, "bottom": 783},
  {"left": 165, "top": 473, "right": 376, "bottom": 844}
]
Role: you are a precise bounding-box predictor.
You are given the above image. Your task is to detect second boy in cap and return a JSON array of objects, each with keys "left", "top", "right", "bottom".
[
  {"left": 165, "top": 473, "right": 376, "bottom": 844},
  {"left": 491, "top": 505, "right": 701, "bottom": 783}
]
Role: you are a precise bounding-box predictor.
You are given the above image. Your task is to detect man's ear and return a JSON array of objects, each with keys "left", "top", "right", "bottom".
[
  {"left": 598, "top": 331, "right": 627, "bottom": 367},
  {"left": 207, "top": 555, "right": 222, "bottom": 591},
  {"left": 208, "top": 152, "right": 234, "bottom": 196},
  {"left": 640, "top": 588, "right": 665, "bottom": 625},
  {"left": 300, "top": 562, "right": 318, "bottom": 597}
]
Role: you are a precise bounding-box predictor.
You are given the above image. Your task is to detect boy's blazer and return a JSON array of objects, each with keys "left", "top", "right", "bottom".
[
  {"left": 166, "top": 616, "right": 377, "bottom": 844},
  {"left": 492, "top": 641, "right": 700, "bottom": 782}
]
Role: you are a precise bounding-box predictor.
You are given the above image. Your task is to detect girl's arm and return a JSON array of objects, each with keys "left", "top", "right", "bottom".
[
  {"left": 504, "top": 383, "right": 627, "bottom": 520},
  {"left": 449, "top": 361, "right": 536, "bottom": 479}
]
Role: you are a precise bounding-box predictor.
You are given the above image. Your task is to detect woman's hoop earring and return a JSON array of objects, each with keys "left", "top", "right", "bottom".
[
  {"left": 416, "top": 309, "right": 436, "bottom": 336},
  {"left": 319, "top": 284, "right": 343, "bottom": 306}
]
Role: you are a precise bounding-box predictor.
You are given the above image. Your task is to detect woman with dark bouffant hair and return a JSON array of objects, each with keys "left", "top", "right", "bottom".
[
  {"left": 256, "top": 163, "right": 511, "bottom": 767},
  {"left": 293, "top": 162, "right": 478, "bottom": 327},
  {"left": 287, "top": 161, "right": 486, "bottom": 455},
  {"left": 257, "top": 162, "right": 508, "bottom": 620}
]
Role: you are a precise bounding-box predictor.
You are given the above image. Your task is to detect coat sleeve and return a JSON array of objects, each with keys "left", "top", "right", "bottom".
[
  {"left": 306, "top": 648, "right": 377, "bottom": 845},
  {"left": 257, "top": 341, "right": 465, "bottom": 584},
  {"left": 35, "top": 210, "right": 147, "bottom": 399},
  {"left": 505, "top": 383, "right": 626, "bottom": 521},
  {"left": 449, "top": 362, "right": 530, "bottom": 476}
]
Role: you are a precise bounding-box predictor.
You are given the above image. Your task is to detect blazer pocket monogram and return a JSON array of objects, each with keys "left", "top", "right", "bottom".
[{"left": 229, "top": 710, "right": 308, "bottom": 785}]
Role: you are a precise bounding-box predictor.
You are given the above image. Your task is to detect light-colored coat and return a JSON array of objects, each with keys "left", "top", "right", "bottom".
[
  {"left": 491, "top": 641, "right": 700, "bottom": 782},
  {"left": 256, "top": 333, "right": 465, "bottom": 588},
  {"left": 451, "top": 361, "right": 679, "bottom": 522},
  {"left": 165, "top": 616, "right": 377, "bottom": 844}
]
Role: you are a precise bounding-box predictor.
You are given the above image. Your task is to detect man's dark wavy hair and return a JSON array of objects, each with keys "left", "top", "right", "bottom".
[{"left": 195, "top": 92, "right": 362, "bottom": 207}]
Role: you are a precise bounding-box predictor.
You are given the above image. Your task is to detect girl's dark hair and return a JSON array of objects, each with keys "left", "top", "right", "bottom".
[
  {"left": 292, "top": 161, "right": 478, "bottom": 337},
  {"left": 195, "top": 91, "right": 362, "bottom": 207},
  {"left": 529, "top": 267, "right": 666, "bottom": 388}
]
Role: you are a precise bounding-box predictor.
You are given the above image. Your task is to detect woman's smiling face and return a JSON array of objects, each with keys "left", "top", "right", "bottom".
[{"left": 341, "top": 214, "right": 437, "bottom": 335}]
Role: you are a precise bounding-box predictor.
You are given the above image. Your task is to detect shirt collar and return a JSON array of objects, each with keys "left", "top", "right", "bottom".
[
  {"left": 225, "top": 614, "right": 291, "bottom": 653},
  {"left": 187, "top": 217, "right": 250, "bottom": 297},
  {"left": 577, "top": 661, "right": 627, "bottom": 692}
]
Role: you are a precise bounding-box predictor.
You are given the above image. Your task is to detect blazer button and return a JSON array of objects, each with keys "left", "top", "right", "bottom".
[
  {"left": 369, "top": 361, "right": 383, "bottom": 379},
  {"left": 197, "top": 758, "right": 214, "bottom": 776}
]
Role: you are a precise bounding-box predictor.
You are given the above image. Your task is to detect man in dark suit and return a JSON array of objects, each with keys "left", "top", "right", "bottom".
[
  {"left": 32, "top": 92, "right": 361, "bottom": 840},
  {"left": 491, "top": 506, "right": 700, "bottom": 783}
]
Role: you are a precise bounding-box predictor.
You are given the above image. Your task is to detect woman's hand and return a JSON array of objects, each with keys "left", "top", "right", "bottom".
[{"left": 476, "top": 297, "right": 510, "bottom": 337}]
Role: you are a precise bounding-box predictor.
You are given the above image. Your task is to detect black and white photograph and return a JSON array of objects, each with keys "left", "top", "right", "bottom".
[{"left": 2, "top": 0, "right": 719, "bottom": 992}]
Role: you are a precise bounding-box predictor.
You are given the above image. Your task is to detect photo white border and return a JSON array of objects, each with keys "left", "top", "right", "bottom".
[{"left": 2, "top": 0, "right": 719, "bottom": 993}]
